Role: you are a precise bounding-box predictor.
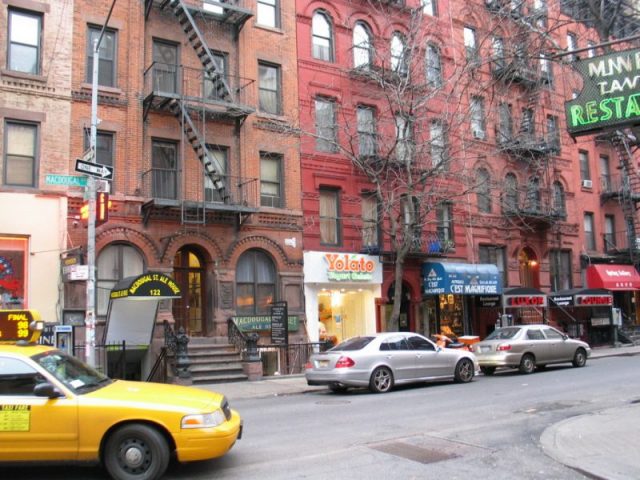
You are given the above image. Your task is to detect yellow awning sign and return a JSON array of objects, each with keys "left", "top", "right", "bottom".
[
  {"left": 0, "top": 405, "right": 31, "bottom": 432},
  {"left": 0, "top": 310, "right": 43, "bottom": 344},
  {"left": 110, "top": 272, "right": 181, "bottom": 300}
]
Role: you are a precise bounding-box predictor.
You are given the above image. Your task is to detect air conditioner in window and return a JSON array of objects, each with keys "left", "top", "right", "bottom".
[
  {"left": 472, "top": 130, "right": 485, "bottom": 140},
  {"left": 581, "top": 179, "right": 593, "bottom": 189}
]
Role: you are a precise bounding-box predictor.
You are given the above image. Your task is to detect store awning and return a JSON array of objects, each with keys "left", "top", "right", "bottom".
[
  {"left": 422, "top": 262, "right": 502, "bottom": 295},
  {"left": 586, "top": 264, "right": 640, "bottom": 291},
  {"left": 549, "top": 288, "right": 613, "bottom": 307},
  {"left": 502, "top": 287, "right": 547, "bottom": 307}
]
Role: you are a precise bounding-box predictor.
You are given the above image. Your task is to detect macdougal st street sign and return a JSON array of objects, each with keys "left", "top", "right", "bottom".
[{"left": 566, "top": 47, "right": 640, "bottom": 137}]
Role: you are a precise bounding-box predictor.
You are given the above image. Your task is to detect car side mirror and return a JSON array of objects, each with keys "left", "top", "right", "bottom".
[{"left": 34, "top": 382, "right": 63, "bottom": 399}]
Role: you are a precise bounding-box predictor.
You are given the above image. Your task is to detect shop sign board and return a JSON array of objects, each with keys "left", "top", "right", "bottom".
[
  {"left": 233, "top": 315, "right": 299, "bottom": 332},
  {"left": 270, "top": 302, "right": 288, "bottom": 345},
  {"left": 504, "top": 295, "right": 547, "bottom": 307},
  {"left": 0, "top": 309, "right": 39, "bottom": 343},
  {"left": 476, "top": 295, "right": 501, "bottom": 308},
  {"left": 303, "top": 252, "right": 382, "bottom": 284},
  {"left": 422, "top": 262, "right": 501, "bottom": 295},
  {"left": 565, "top": 47, "right": 640, "bottom": 136},
  {"left": 575, "top": 295, "right": 612, "bottom": 306}
]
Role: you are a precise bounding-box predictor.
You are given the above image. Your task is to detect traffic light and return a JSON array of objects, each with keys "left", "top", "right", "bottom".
[{"left": 79, "top": 192, "right": 111, "bottom": 226}]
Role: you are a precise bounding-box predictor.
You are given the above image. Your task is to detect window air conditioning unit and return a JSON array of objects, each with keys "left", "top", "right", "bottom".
[{"left": 581, "top": 179, "right": 593, "bottom": 189}]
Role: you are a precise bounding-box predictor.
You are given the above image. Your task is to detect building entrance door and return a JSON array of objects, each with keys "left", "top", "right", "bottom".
[{"left": 172, "top": 247, "right": 206, "bottom": 336}]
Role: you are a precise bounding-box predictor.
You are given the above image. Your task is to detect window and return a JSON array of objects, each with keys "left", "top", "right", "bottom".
[
  {"left": 520, "top": 108, "right": 534, "bottom": 135},
  {"left": 260, "top": 152, "right": 282, "bottom": 208},
  {"left": 151, "top": 139, "right": 178, "bottom": 199},
  {"left": 546, "top": 115, "right": 560, "bottom": 153},
  {"left": 525, "top": 177, "right": 541, "bottom": 212},
  {"left": 0, "top": 357, "right": 41, "bottom": 396},
  {"left": 0, "top": 236, "right": 28, "bottom": 309},
  {"left": 4, "top": 121, "right": 38, "bottom": 187},
  {"left": 479, "top": 245, "right": 507, "bottom": 287},
  {"left": 567, "top": 33, "right": 577, "bottom": 61},
  {"left": 97, "top": 244, "right": 144, "bottom": 315},
  {"left": 584, "top": 212, "right": 596, "bottom": 250},
  {"left": 497, "top": 103, "right": 513, "bottom": 143},
  {"left": 257, "top": 0, "right": 279, "bottom": 28},
  {"left": 426, "top": 43, "right": 443, "bottom": 88},
  {"left": 600, "top": 155, "right": 611, "bottom": 191},
  {"left": 430, "top": 120, "right": 447, "bottom": 169},
  {"left": 153, "top": 40, "right": 179, "bottom": 94},
  {"left": 604, "top": 215, "right": 616, "bottom": 250},
  {"left": 477, "top": 168, "right": 492, "bottom": 213},
  {"left": 464, "top": 27, "right": 478, "bottom": 63},
  {"left": 437, "top": 202, "right": 453, "bottom": 242},
  {"left": 8, "top": 9, "right": 42, "bottom": 74},
  {"left": 204, "top": 145, "right": 227, "bottom": 202},
  {"left": 319, "top": 189, "right": 340, "bottom": 245},
  {"left": 503, "top": 173, "right": 519, "bottom": 213},
  {"left": 579, "top": 150, "right": 591, "bottom": 181},
  {"left": 540, "top": 53, "right": 553, "bottom": 85},
  {"left": 527, "top": 329, "right": 544, "bottom": 340},
  {"left": 353, "top": 22, "right": 373, "bottom": 69},
  {"left": 258, "top": 62, "right": 281, "bottom": 115},
  {"left": 312, "top": 11, "right": 333, "bottom": 61},
  {"left": 587, "top": 41, "right": 596, "bottom": 58},
  {"left": 533, "top": 0, "right": 548, "bottom": 27},
  {"left": 87, "top": 26, "right": 117, "bottom": 87},
  {"left": 470, "top": 96, "right": 485, "bottom": 139},
  {"left": 423, "top": 0, "right": 437, "bottom": 16},
  {"left": 391, "top": 33, "right": 408, "bottom": 76},
  {"left": 315, "top": 98, "right": 337, "bottom": 152},
  {"left": 402, "top": 195, "right": 421, "bottom": 248},
  {"left": 204, "top": 52, "right": 226, "bottom": 100},
  {"left": 362, "top": 194, "right": 378, "bottom": 248},
  {"left": 492, "top": 36, "right": 505, "bottom": 69},
  {"left": 552, "top": 181, "right": 566, "bottom": 216},
  {"left": 550, "top": 250, "right": 572, "bottom": 290},
  {"left": 408, "top": 335, "right": 435, "bottom": 351},
  {"left": 395, "top": 114, "right": 412, "bottom": 163},
  {"left": 357, "top": 106, "right": 376, "bottom": 157},
  {"left": 236, "top": 249, "right": 276, "bottom": 315}
]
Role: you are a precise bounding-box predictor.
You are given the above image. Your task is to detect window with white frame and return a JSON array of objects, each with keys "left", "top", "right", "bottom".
[
  {"left": 579, "top": 150, "right": 591, "bottom": 181},
  {"left": 315, "top": 98, "right": 337, "bottom": 152},
  {"left": 477, "top": 168, "right": 492, "bottom": 213},
  {"left": 479, "top": 245, "right": 507, "bottom": 287},
  {"left": 437, "top": 202, "right": 453, "bottom": 243},
  {"left": 430, "top": 120, "right": 447, "bottom": 169},
  {"left": 503, "top": 173, "right": 519, "bottom": 213},
  {"left": 549, "top": 249, "right": 572, "bottom": 290},
  {"left": 87, "top": 26, "right": 117, "bottom": 87},
  {"left": 492, "top": 36, "right": 505, "bottom": 69},
  {"left": 204, "top": 146, "right": 227, "bottom": 202},
  {"left": 470, "top": 96, "right": 485, "bottom": 139},
  {"left": 391, "top": 33, "right": 408, "bottom": 76},
  {"left": 584, "top": 212, "right": 596, "bottom": 251},
  {"left": 257, "top": 0, "right": 280, "bottom": 28},
  {"left": 567, "top": 32, "right": 577, "bottom": 61},
  {"left": 604, "top": 214, "right": 616, "bottom": 249},
  {"left": 353, "top": 22, "right": 373, "bottom": 69},
  {"left": 357, "top": 106, "right": 376, "bottom": 157},
  {"left": 8, "top": 9, "right": 42, "bottom": 74},
  {"left": 423, "top": 0, "right": 437, "bottom": 16},
  {"left": 258, "top": 62, "right": 281, "bottom": 115},
  {"left": 319, "top": 188, "right": 340, "bottom": 245},
  {"left": 552, "top": 181, "right": 566, "bottom": 216},
  {"left": 312, "top": 11, "right": 334, "bottom": 61},
  {"left": 4, "top": 121, "right": 38, "bottom": 187},
  {"left": 395, "top": 114, "right": 412, "bottom": 163},
  {"left": 362, "top": 194, "right": 379, "bottom": 248},
  {"left": 464, "top": 27, "right": 478, "bottom": 63},
  {"left": 260, "top": 152, "right": 282, "bottom": 208},
  {"left": 426, "top": 43, "right": 442, "bottom": 87},
  {"left": 498, "top": 102, "right": 513, "bottom": 143}
]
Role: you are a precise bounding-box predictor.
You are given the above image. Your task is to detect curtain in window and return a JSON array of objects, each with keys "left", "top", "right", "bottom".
[{"left": 320, "top": 190, "right": 338, "bottom": 244}]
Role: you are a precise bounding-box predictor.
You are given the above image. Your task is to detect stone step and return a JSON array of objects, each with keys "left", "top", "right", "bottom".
[
  {"left": 189, "top": 356, "right": 242, "bottom": 364},
  {"left": 191, "top": 373, "right": 248, "bottom": 384},
  {"left": 190, "top": 363, "right": 244, "bottom": 374}
]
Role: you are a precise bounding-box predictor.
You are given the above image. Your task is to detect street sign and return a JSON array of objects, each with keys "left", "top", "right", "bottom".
[
  {"left": 75, "top": 158, "right": 113, "bottom": 180},
  {"left": 45, "top": 174, "right": 88, "bottom": 187}
]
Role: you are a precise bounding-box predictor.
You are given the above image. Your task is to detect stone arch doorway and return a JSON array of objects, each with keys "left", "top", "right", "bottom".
[
  {"left": 518, "top": 247, "right": 540, "bottom": 289},
  {"left": 173, "top": 246, "right": 207, "bottom": 336}
]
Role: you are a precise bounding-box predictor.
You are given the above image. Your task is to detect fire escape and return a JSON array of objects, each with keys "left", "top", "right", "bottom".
[
  {"left": 488, "top": 1, "right": 563, "bottom": 231},
  {"left": 599, "top": 130, "right": 640, "bottom": 265},
  {"left": 142, "top": 0, "right": 256, "bottom": 225}
]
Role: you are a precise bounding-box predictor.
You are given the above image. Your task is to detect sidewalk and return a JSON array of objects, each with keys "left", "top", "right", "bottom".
[{"left": 200, "top": 343, "right": 640, "bottom": 480}]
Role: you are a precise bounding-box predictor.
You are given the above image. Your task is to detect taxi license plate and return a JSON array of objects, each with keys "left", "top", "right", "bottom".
[{"left": 318, "top": 360, "right": 329, "bottom": 367}]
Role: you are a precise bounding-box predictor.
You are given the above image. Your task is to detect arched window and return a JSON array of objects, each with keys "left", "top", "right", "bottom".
[
  {"left": 390, "top": 33, "right": 408, "bottom": 76},
  {"left": 97, "top": 244, "right": 144, "bottom": 315},
  {"left": 552, "top": 181, "right": 566, "bottom": 216},
  {"left": 426, "top": 43, "right": 442, "bottom": 87},
  {"left": 312, "top": 11, "right": 334, "bottom": 62},
  {"left": 503, "top": 173, "right": 518, "bottom": 213},
  {"left": 353, "top": 22, "right": 373, "bottom": 68},
  {"left": 236, "top": 249, "right": 276, "bottom": 315},
  {"left": 525, "top": 177, "right": 541, "bottom": 212},
  {"left": 477, "top": 168, "right": 492, "bottom": 213}
]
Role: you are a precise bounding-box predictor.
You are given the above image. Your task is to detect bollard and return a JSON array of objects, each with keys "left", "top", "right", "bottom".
[{"left": 175, "top": 327, "right": 191, "bottom": 379}]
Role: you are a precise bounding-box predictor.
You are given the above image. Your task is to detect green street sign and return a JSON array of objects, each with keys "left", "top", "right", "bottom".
[{"left": 45, "top": 174, "right": 88, "bottom": 187}]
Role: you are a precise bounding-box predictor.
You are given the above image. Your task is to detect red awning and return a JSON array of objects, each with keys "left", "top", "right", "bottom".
[{"left": 585, "top": 264, "right": 640, "bottom": 291}]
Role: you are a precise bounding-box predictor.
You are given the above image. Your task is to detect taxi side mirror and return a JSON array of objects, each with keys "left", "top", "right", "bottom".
[{"left": 34, "top": 382, "right": 63, "bottom": 399}]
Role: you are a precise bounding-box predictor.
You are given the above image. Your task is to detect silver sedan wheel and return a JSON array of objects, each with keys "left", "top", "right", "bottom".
[
  {"left": 369, "top": 366, "right": 394, "bottom": 393},
  {"left": 454, "top": 358, "right": 474, "bottom": 383}
]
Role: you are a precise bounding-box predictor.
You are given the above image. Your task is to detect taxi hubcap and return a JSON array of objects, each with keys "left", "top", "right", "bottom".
[
  {"left": 124, "top": 446, "right": 144, "bottom": 467},
  {"left": 119, "top": 439, "right": 150, "bottom": 471}
]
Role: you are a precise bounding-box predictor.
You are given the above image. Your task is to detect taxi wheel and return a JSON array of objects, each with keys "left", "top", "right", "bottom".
[{"left": 104, "top": 424, "right": 170, "bottom": 480}]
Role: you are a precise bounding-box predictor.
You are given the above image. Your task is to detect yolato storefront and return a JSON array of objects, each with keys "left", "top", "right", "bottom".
[{"left": 304, "top": 252, "right": 382, "bottom": 344}]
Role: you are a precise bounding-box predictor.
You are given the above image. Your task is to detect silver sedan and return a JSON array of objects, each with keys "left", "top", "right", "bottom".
[
  {"left": 305, "top": 332, "right": 478, "bottom": 393},
  {"left": 473, "top": 324, "right": 591, "bottom": 375}
]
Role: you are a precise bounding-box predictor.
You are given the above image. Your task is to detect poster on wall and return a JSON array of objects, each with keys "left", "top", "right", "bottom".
[{"left": 0, "top": 237, "right": 28, "bottom": 310}]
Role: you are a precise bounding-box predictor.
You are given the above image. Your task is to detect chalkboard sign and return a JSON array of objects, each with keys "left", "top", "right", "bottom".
[{"left": 271, "top": 302, "right": 288, "bottom": 345}]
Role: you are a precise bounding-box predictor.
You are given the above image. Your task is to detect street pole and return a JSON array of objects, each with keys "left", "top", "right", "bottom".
[{"left": 84, "top": 0, "right": 117, "bottom": 368}]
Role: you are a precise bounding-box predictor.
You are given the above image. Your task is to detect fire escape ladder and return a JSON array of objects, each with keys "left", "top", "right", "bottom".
[
  {"left": 167, "top": 99, "right": 228, "bottom": 203},
  {"left": 165, "top": 0, "right": 234, "bottom": 102},
  {"left": 612, "top": 132, "right": 640, "bottom": 261}
]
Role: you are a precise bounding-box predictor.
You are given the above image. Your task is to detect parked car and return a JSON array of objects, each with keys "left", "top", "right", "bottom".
[
  {"left": 0, "top": 343, "right": 242, "bottom": 480},
  {"left": 473, "top": 324, "right": 591, "bottom": 375},
  {"left": 305, "top": 332, "right": 478, "bottom": 393}
]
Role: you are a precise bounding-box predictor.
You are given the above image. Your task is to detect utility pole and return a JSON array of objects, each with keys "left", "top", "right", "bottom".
[{"left": 85, "top": 1, "right": 117, "bottom": 368}]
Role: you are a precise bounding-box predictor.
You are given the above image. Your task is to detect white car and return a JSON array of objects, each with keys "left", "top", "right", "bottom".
[{"left": 305, "top": 332, "right": 478, "bottom": 393}]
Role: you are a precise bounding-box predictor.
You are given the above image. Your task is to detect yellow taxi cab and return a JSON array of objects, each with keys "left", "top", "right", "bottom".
[{"left": 0, "top": 311, "right": 242, "bottom": 480}]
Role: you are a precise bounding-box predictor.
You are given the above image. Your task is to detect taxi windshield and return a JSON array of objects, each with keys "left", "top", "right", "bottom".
[{"left": 32, "top": 350, "right": 112, "bottom": 394}]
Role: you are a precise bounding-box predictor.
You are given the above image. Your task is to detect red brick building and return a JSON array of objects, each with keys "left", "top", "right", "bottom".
[{"left": 297, "top": 0, "right": 640, "bottom": 346}]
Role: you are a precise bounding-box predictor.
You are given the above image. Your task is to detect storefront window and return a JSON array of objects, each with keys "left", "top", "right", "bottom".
[
  {"left": 318, "top": 288, "right": 368, "bottom": 345},
  {"left": 0, "top": 236, "right": 28, "bottom": 309},
  {"left": 437, "top": 294, "right": 464, "bottom": 337}
]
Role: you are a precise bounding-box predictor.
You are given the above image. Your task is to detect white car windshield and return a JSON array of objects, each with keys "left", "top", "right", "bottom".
[{"left": 33, "top": 350, "right": 112, "bottom": 394}]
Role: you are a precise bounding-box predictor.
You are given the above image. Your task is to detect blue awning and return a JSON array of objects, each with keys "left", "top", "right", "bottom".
[{"left": 423, "top": 262, "right": 502, "bottom": 295}]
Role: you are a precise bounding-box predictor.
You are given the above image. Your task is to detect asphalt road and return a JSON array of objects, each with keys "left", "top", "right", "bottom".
[{"left": 3, "top": 355, "right": 640, "bottom": 480}]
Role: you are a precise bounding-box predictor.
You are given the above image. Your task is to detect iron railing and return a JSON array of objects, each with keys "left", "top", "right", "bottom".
[{"left": 73, "top": 341, "right": 146, "bottom": 379}]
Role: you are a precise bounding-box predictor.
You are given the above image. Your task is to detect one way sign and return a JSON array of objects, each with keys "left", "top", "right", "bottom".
[{"left": 75, "top": 158, "right": 113, "bottom": 180}]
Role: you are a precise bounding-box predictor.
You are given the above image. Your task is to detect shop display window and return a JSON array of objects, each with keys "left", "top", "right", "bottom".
[{"left": 0, "top": 237, "right": 28, "bottom": 309}]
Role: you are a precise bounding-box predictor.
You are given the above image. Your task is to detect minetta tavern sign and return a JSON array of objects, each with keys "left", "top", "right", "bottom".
[{"left": 566, "top": 47, "right": 640, "bottom": 136}]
